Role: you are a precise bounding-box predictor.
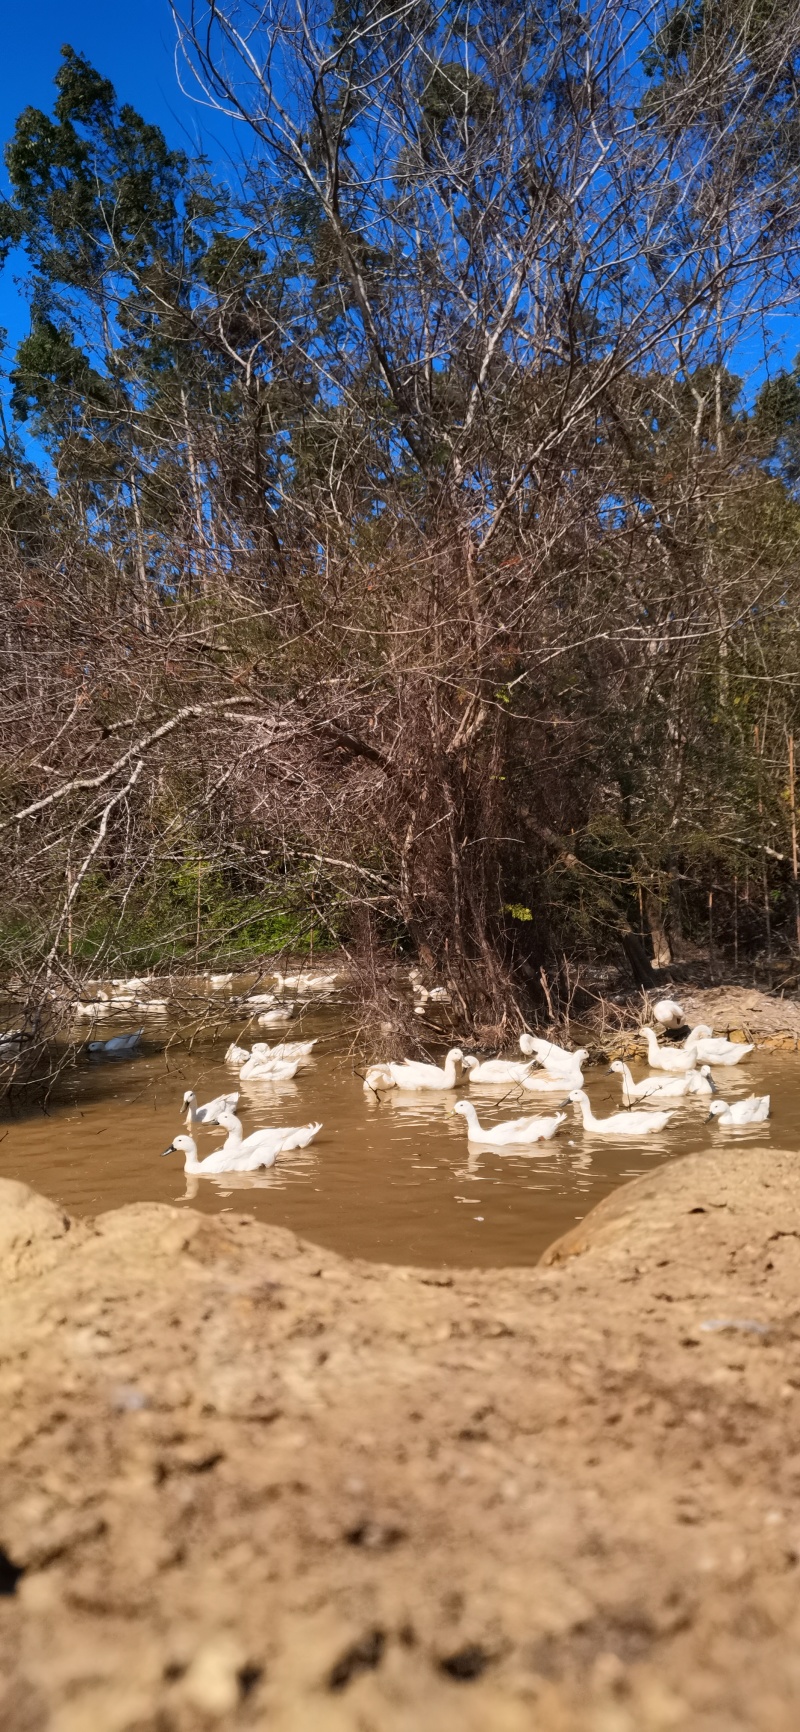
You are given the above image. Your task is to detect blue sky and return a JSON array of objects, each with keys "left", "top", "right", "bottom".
[
  {"left": 0, "top": 0, "right": 241, "bottom": 362},
  {"left": 1, "top": 1, "right": 797, "bottom": 427}
]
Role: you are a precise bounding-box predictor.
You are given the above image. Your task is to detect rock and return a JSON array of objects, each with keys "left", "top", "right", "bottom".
[{"left": 181, "top": 1636, "right": 248, "bottom": 1716}]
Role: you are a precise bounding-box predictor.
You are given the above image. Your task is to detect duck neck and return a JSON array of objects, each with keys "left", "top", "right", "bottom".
[
  {"left": 220, "top": 1115, "right": 244, "bottom": 1153},
  {"left": 442, "top": 1054, "right": 459, "bottom": 1087},
  {"left": 182, "top": 1140, "right": 203, "bottom": 1173},
  {"left": 576, "top": 1093, "right": 596, "bottom": 1129},
  {"left": 618, "top": 1067, "right": 636, "bottom": 1102}
]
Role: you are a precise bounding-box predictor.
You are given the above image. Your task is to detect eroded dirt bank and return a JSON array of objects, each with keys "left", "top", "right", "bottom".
[{"left": 0, "top": 1152, "right": 799, "bottom": 1731}]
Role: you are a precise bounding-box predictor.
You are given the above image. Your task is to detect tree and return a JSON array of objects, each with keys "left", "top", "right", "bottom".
[{"left": 3, "top": 8, "right": 800, "bottom": 1052}]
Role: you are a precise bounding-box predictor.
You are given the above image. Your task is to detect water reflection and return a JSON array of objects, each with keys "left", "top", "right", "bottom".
[{"left": 0, "top": 1006, "right": 791, "bottom": 1267}]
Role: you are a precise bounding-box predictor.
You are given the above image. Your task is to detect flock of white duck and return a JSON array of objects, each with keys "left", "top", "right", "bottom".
[
  {"left": 164, "top": 1036, "right": 323, "bottom": 1173},
  {"left": 158, "top": 994, "right": 771, "bottom": 1177},
  {"left": 0, "top": 971, "right": 345, "bottom": 1067},
  {"left": 69, "top": 969, "right": 343, "bottom": 1023}
]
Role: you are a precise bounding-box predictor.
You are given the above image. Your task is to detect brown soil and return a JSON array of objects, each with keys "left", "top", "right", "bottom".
[
  {"left": 679, "top": 984, "right": 800, "bottom": 1046},
  {"left": 1, "top": 1151, "right": 800, "bottom": 1731},
  {"left": 592, "top": 982, "right": 800, "bottom": 1059}
]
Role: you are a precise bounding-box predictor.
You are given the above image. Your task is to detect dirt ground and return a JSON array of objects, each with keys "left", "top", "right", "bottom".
[
  {"left": 1, "top": 1147, "right": 800, "bottom": 1732},
  {"left": 593, "top": 983, "right": 800, "bottom": 1059},
  {"left": 679, "top": 984, "right": 800, "bottom": 1045}
]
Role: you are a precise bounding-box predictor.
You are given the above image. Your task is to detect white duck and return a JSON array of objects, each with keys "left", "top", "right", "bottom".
[
  {"left": 462, "top": 1056, "right": 536, "bottom": 1084},
  {"left": 210, "top": 973, "right": 234, "bottom": 988},
  {"left": 521, "top": 1066, "right": 585, "bottom": 1092},
  {"left": 363, "top": 1064, "right": 396, "bottom": 1092},
  {"left": 453, "top": 1099, "right": 566, "bottom": 1145},
  {"left": 225, "top": 1042, "right": 251, "bottom": 1066},
  {"left": 239, "top": 1055, "right": 300, "bottom": 1081},
  {"left": 567, "top": 1088, "right": 673, "bottom": 1136},
  {"left": 251, "top": 1039, "right": 317, "bottom": 1060},
  {"left": 653, "top": 998, "right": 686, "bottom": 1029},
  {"left": 257, "top": 1005, "right": 297, "bottom": 1025},
  {"left": 88, "top": 1028, "right": 144, "bottom": 1056},
  {"left": 387, "top": 1048, "right": 464, "bottom": 1090},
  {"left": 273, "top": 971, "right": 341, "bottom": 995},
  {"left": 708, "top": 1095, "right": 770, "bottom": 1126},
  {"left": 519, "top": 1035, "right": 590, "bottom": 1076},
  {"left": 162, "top": 1132, "right": 278, "bottom": 1174},
  {"left": 610, "top": 1060, "right": 715, "bottom": 1103},
  {"left": 409, "top": 968, "right": 451, "bottom": 1005},
  {"left": 183, "top": 1089, "right": 239, "bottom": 1125},
  {"left": 214, "top": 1109, "right": 322, "bottom": 1161},
  {"left": 639, "top": 1026, "right": 701, "bottom": 1073},
  {"left": 684, "top": 1025, "right": 754, "bottom": 1065}
]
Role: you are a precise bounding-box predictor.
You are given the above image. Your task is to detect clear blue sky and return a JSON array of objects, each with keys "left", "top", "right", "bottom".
[
  {"left": 0, "top": 0, "right": 241, "bottom": 361},
  {"left": 1, "top": 2, "right": 796, "bottom": 417}
]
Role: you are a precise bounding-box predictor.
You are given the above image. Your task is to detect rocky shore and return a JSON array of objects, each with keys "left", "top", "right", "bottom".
[{"left": 0, "top": 1147, "right": 799, "bottom": 1731}]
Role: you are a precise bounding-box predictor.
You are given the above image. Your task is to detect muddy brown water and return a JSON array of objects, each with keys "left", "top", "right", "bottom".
[{"left": 0, "top": 1005, "right": 794, "bottom": 1266}]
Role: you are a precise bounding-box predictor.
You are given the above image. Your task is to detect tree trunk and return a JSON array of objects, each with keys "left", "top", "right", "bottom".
[
  {"left": 645, "top": 893, "right": 672, "bottom": 968},
  {"left": 621, "top": 929, "right": 660, "bottom": 989}
]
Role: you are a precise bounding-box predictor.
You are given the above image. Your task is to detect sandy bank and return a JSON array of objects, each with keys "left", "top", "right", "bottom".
[{"left": 0, "top": 1148, "right": 799, "bottom": 1730}]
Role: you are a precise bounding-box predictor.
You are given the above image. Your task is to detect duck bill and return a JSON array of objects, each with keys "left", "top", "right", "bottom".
[{"left": 160, "top": 1144, "right": 176, "bottom": 1158}]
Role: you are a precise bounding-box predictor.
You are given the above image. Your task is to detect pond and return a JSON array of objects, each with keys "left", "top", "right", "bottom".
[{"left": 0, "top": 1004, "right": 792, "bottom": 1266}]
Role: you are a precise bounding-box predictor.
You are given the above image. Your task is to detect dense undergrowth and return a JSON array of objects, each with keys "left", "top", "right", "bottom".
[{"left": 3, "top": 9, "right": 800, "bottom": 1030}]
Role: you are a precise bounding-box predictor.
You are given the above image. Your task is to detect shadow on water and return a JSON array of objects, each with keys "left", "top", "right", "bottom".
[{"left": 0, "top": 1006, "right": 791, "bottom": 1267}]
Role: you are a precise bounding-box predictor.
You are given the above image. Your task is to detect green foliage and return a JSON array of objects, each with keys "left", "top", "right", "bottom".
[{"left": 0, "top": 857, "right": 339, "bottom": 978}]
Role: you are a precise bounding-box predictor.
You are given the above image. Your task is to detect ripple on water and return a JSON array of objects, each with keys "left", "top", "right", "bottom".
[{"left": 0, "top": 1013, "right": 789, "bottom": 1267}]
